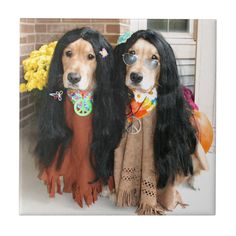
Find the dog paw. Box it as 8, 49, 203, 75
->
100, 185, 111, 197
187, 177, 200, 191
109, 192, 116, 203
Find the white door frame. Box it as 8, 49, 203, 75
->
194, 20, 216, 126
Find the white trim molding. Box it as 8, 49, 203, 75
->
194, 20, 216, 153
195, 20, 216, 125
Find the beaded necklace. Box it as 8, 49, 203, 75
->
126, 88, 157, 134
67, 89, 93, 117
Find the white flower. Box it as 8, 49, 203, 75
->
133, 88, 157, 103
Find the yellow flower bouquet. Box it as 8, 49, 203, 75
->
20, 41, 57, 93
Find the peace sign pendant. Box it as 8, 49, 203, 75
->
126, 116, 141, 134
74, 97, 92, 117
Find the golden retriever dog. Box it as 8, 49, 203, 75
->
113, 30, 213, 214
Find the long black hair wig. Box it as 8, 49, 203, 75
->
114, 29, 197, 188
35, 28, 124, 184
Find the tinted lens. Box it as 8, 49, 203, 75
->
122, 53, 137, 65
145, 59, 159, 69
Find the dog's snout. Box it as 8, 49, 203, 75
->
130, 72, 143, 84
67, 73, 81, 84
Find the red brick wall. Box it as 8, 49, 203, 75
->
20, 18, 130, 128
20, 18, 36, 128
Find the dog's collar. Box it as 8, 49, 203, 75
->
127, 87, 157, 122
67, 89, 93, 117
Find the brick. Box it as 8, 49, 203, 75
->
35, 44, 43, 50
90, 24, 104, 33
20, 97, 28, 108
120, 19, 130, 24
104, 34, 119, 44
20, 66, 24, 81
35, 24, 46, 33
120, 25, 130, 34
20, 36, 27, 44
20, 117, 30, 128
28, 94, 36, 103
36, 34, 62, 44
20, 18, 35, 23
62, 18, 91, 23
20, 92, 29, 99
106, 24, 120, 33
20, 104, 35, 119
36, 18, 61, 23
27, 35, 36, 43
74, 24, 92, 30
91, 19, 120, 23
20, 24, 34, 33
20, 44, 35, 56
47, 24, 65, 33
20, 55, 28, 65
20, 76, 26, 83
48, 24, 92, 34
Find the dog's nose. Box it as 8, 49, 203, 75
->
130, 72, 143, 84
67, 73, 81, 84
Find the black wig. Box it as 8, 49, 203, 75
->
35, 28, 124, 183
114, 29, 197, 188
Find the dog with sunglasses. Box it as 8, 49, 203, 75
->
35, 28, 123, 207
113, 30, 213, 214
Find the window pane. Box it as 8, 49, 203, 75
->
169, 19, 189, 32
147, 19, 168, 32
147, 19, 189, 32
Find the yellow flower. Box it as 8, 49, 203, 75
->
20, 41, 57, 93
20, 83, 27, 93
24, 70, 34, 81
30, 50, 41, 58
26, 80, 37, 91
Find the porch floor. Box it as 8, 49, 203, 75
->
20, 122, 215, 215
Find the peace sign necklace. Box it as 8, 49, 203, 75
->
126, 97, 146, 135
67, 89, 93, 117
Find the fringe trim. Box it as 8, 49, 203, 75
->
116, 189, 139, 207
136, 202, 165, 215
39, 170, 63, 198
72, 183, 102, 208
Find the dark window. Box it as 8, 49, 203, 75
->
147, 19, 189, 32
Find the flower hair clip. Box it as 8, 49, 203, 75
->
49, 90, 63, 101
117, 32, 132, 45
99, 48, 108, 58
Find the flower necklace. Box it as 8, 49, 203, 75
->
67, 89, 93, 117
126, 87, 157, 134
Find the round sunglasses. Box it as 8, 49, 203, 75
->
122, 53, 159, 70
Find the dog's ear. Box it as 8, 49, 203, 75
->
35, 42, 72, 168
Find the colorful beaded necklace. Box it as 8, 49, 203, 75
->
126, 88, 157, 134
127, 88, 157, 122
67, 89, 93, 117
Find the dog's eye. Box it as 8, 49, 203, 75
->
151, 55, 158, 60
65, 50, 72, 57
129, 50, 135, 55
88, 54, 95, 60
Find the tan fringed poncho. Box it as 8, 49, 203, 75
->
114, 107, 185, 214
39, 96, 113, 207
114, 107, 212, 215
